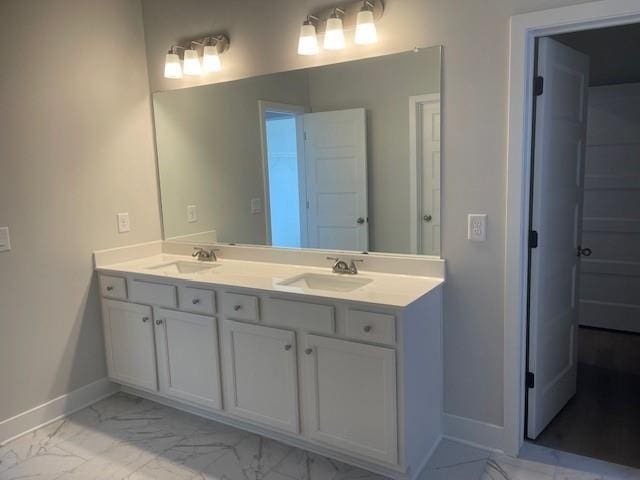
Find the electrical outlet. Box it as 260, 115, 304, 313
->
468, 214, 487, 242
187, 205, 198, 223
251, 198, 262, 214
117, 213, 130, 233
0, 227, 10, 252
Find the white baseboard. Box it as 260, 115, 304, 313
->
442, 413, 504, 452
0, 377, 119, 445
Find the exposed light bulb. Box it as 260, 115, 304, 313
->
164, 51, 182, 79
324, 14, 345, 50
202, 45, 222, 72
355, 9, 377, 45
298, 20, 319, 55
183, 49, 202, 76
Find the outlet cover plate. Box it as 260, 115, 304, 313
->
468, 214, 487, 242
117, 213, 130, 233
0, 227, 10, 252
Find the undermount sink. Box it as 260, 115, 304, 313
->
146, 261, 219, 275
278, 272, 373, 292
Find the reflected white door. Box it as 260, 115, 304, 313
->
527, 37, 589, 439
420, 98, 441, 255
304, 109, 368, 251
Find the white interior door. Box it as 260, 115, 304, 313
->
304, 108, 368, 251
527, 37, 589, 439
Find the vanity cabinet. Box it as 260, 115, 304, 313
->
101, 299, 157, 392
153, 308, 222, 410
303, 334, 398, 464
221, 320, 300, 433
96, 271, 442, 480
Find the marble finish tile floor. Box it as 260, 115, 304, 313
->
1, 392, 639, 480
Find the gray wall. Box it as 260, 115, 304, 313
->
154, 71, 310, 243
307, 49, 440, 253
0, 0, 160, 421
142, 0, 592, 427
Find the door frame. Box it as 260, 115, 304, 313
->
409, 93, 441, 255
504, 0, 640, 457
258, 100, 308, 246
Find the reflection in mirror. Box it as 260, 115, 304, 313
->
154, 46, 441, 255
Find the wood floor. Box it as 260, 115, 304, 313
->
534, 328, 640, 469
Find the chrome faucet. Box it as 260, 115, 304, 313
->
192, 247, 218, 262
327, 257, 363, 275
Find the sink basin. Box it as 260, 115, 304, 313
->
278, 273, 372, 292
147, 261, 219, 275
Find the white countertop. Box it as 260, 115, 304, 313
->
96, 254, 444, 308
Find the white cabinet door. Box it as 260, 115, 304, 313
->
154, 308, 222, 410
303, 334, 397, 465
102, 299, 157, 391
222, 320, 299, 433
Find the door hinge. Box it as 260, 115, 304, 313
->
534, 76, 544, 96
526, 371, 535, 389
529, 230, 538, 249
306, 200, 309, 209
303, 131, 307, 141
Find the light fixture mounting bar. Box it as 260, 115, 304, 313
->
171, 33, 230, 57
311, 0, 383, 34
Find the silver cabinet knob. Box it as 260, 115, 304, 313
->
356, 217, 365, 224
106, 286, 114, 292
304, 348, 313, 355
363, 325, 372, 333
192, 298, 201, 305
423, 214, 432, 222
284, 344, 292, 351
142, 316, 149, 323
155, 319, 163, 325
233, 305, 242, 311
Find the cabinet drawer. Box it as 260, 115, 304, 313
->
99, 275, 127, 300
263, 298, 334, 334
128, 279, 177, 308
221, 292, 259, 321
179, 287, 216, 315
346, 310, 396, 345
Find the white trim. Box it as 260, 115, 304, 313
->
505, 0, 640, 457
442, 413, 504, 452
257, 100, 308, 247
408, 93, 441, 255
0, 378, 118, 445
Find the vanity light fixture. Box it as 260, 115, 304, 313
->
298, 16, 320, 55
163, 34, 230, 79
324, 9, 346, 50
354, 1, 378, 45
297, 0, 383, 56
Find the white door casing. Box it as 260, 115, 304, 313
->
102, 299, 157, 392
304, 108, 368, 251
409, 94, 441, 255
154, 308, 222, 410
527, 37, 589, 439
303, 334, 397, 464
222, 320, 300, 433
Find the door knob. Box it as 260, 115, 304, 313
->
423, 214, 432, 222
577, 246, 592, 257
304, 348, 313, 355
192, 298, 200, 305
156, 319, 163, 325
142, 317, 149, 323
284, 344, 292, 351
356, 217, 365, 224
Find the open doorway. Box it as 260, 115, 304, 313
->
525, 23, 640, 468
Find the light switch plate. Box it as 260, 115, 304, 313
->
117, 213, 130, 233
0, 227, 10, 252
187, 205, 198, 223
251, 198, 262, 214
468, 214, 487, 242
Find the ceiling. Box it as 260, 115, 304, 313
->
554, 22, 640, 86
